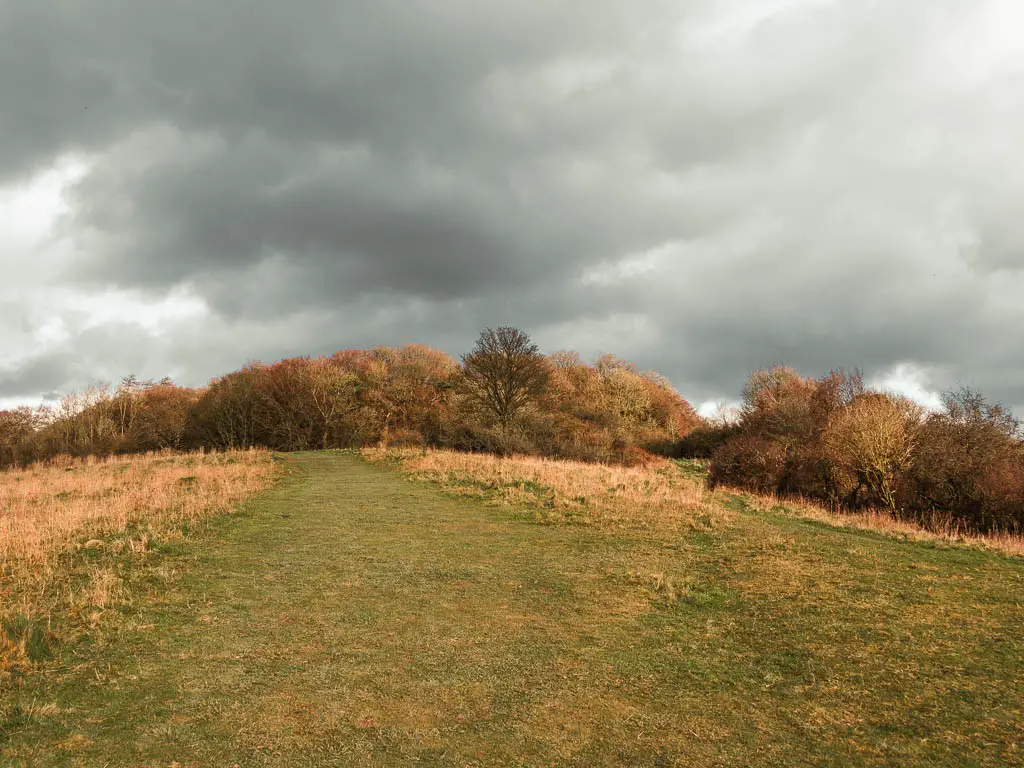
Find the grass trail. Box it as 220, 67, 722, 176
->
3, 452, 1021, 766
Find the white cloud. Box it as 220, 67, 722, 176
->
0, 156, 89, 251
869, 363, 943, 411
697, 399, 743, 423
75, 288, 209, 335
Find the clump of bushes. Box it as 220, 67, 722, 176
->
0, 329, 698, 472
904, 389, 1024, 531
699, 367, 1024, 532
673, 423, 740, 459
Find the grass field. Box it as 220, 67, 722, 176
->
2, 450, 1022, 766
0, 450, 278, 685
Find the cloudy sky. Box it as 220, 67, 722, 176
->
2, 1, 1023, 414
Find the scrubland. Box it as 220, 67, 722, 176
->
1, 449, 1021, 765
4, 332, 1023, 537
2, 329, 1022, 763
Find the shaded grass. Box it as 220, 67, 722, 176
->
2, 451, 1022, 766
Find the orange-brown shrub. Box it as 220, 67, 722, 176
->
528, 352, 696, 461
127, 383, 202, 451
902, 389, 1024, 530
337, 344, 459, 445
709, 435, 787, 493
0, 407, 40, 468
712, 371, 1024, 532
823, 393, 921, 511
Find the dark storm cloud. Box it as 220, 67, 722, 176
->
0, 353, 79, 400
2, 0, 1023, 409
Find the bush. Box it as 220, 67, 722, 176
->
903, 389, 1024, 530
710, 371, 1024, 533
440, 420, 536, 457
824, 394, 920, 511
776, 440, 853, 506
709, 435, 787, 494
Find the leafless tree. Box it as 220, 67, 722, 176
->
461, 327, 548, 431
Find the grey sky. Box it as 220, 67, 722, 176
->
1, 1, 1023, 412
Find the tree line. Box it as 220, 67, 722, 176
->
0, 327, 697, 469
3, 329, 1021, 532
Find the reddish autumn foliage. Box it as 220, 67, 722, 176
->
707, 434, 788, 493
0, 379, 204, 465
901, 388, 1024, 530
6, 334, 1020, 532
706, 368, 1024, 532
0, 331, 698, 470
0, 407, 41, 467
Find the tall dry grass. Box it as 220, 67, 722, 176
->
364, 448, 729, 533
0, 450, 277, 567
741, 491, 1024, 558
1, 450, 278, 679
368, 448, 1024, 558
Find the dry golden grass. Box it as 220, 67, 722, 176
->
0, 450, 277, 567
363, 448, 731, 534
0, 450, 278, 680
368, 448, 1024, 558
742, 491, 1024, 558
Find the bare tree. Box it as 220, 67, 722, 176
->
114, 374, 146, 438
461, 327, 548, 431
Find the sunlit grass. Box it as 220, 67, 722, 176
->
0, 450, 276, 566
363, 448, 728, 533
0, 450, 278, 682
367, 448, 1024, 557
742, 491, 1024, 558
2, 451, 1021, 765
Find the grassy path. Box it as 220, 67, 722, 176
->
3, 452, 1022, 766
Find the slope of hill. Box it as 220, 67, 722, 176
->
3, 451, 1020, 766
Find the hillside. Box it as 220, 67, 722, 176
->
2, 451, 1021, 766
3, 329, 1023, 535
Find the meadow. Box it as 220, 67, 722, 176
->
1, 448, 1021, 766
0, 450, 278, 683
380, 448, 1024, 557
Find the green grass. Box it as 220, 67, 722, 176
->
2, 451, 1022, 766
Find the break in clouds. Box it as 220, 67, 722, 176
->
1, 0, 1023, 412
